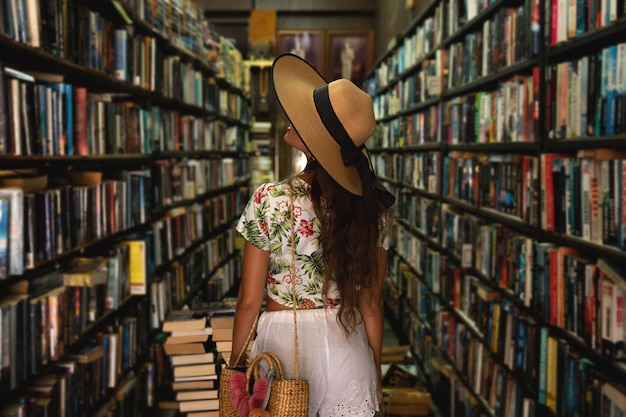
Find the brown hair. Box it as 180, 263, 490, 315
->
298, 160, 388, 335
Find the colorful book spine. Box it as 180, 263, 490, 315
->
114, 29, 128, 82
0, 188, 24, 276
0, 197, 9, 279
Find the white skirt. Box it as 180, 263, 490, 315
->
251, 308, 379, 417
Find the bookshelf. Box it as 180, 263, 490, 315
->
0, 0, 251, 415
368, 0, 626, 415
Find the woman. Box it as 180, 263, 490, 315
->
229, 53, 395, 416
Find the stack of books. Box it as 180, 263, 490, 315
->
159, 313, 219, 417
210, 315, 235, 365
176, 299, 239, 366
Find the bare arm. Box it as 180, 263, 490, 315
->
228, 241, 270, 367
359, 248, 388, 403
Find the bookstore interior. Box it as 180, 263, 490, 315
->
1, 0, 626, 416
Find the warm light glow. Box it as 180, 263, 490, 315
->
294, 150, 308, 173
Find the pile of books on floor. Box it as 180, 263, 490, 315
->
209, 314, 235, 366
159, 312, 219, 417
381, 345, 412, 364
382, 390, 432, 417
381, 362, 431, 416
156, 300, 238, 417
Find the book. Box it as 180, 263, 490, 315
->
158, 401, 179, 410
382, 363, 419, 388
186, 412, 219, 417
68, 344, 104, 364
170, 327, 213, 337
165, 333, 210, 345
384, 390, 432, 416
170, 352, 215, 367
162, 342, 207, 356
174, 374, 218, 382
597, 258, 626, 290
173, 363, 216, 379
62, 257, 108, 286
169, 300, 237, 320
9, 269, 63, 296
209, 315, 234, 329
171, 379, 216, 391
0, 63, 7, 153
209, 327, 231, 342
214, 340, 232, 353
124, 240, 147, 295
602, 382, 626, 413
0, 188, 23, 276
73, 87, 88, 155
162, 314, 207, 333
0, 170, 48, 194
175, 389, 218, 401
179, 398, 219, 412
0, 197, 8, 279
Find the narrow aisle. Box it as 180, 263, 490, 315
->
383, 316, 401, 347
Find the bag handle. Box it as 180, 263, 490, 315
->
245, 351, 286, 410
245, 352, 285, 388
230, 313, 259, 367
289, 185, 300, 380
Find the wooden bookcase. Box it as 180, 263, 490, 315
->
368, 0, 626, 415
0, 0, 251, 415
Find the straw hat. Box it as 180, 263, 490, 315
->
272, 53, 394, 219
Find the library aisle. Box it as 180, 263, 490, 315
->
383, 316, 401, 347
3, 0, 626, 416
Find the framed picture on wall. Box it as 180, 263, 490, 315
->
326, 30, 374, 88
276, 30, 325, 76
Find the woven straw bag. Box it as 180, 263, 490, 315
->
246, 352, 309, 416
219, 187, 309, 416
218, 314, 258, 417
218, 365, 244, 417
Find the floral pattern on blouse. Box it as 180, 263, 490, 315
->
236, 178, 390, 309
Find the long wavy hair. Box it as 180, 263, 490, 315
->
295, 159, 389, 335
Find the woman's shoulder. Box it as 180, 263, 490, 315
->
254, 180, 292, 196
249, 179, 296, 204
256, 177, 310, 194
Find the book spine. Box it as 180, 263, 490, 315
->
538, 327, 548, 405
590, 159, 602, 243
0, 199, 8, 279
0, 189, 24, 276
0, 63, 6, 154
65, 83, 73, 156
581, 159, 592, 239
601, 277, 617, 359
114, 29, 128, 82
612, 283, 625, 363
73, 87, 88, 155
127, 240, 147, 295
620, 160, 626, 249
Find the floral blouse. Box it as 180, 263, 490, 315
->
235, 177, 390, 309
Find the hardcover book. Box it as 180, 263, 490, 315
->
0, 188, 23, 276
178, 398, 219, 412
172, 363, 216, 379
170, 352, 215, 367
171, 379, 215, 391
162, 314, 207, 333
165, 333, 210, 345
381, 363, 419, 388
163, 342, 208, 356
175, 389, 218, 401
0, 197, 8, 279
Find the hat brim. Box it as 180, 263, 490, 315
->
272, 53, 371, 196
